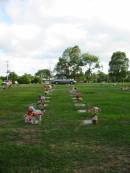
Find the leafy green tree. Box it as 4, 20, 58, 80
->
18, 74, 32, 84
0, 76, 7, 81
55, 45, 82, 79
8, 72, 18, 83
126, 71, 130, 82
81, 53, 99, 82
72, 70, 84, 82
109, 51, 129, 82
69, 46, 82, 79
97, 71, 108, 82
90, 73, 98, 83
55, 57, 69, 79
35, 69, 51, 80
31, 76, 41, 83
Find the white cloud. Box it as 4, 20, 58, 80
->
0, 0, 130, 75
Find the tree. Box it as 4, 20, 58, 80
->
18, 74, 32, 84
35, 69, 51, 80
55, 45, 82, 79
81, 53, 99, 82
109, 51, 129, 82
90, 73, 98, 83
8, 72, 18, 83
69, 46, 82, 79
72, 70, 84, 82
55, 57, 69, 79
126, 71, 130, 82
97, 71, 108, 83
0, 76, 6, 81
31, 76, 41, 83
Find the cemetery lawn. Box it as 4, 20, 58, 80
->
0, 84, 130, 173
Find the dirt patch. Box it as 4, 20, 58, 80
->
16, 139, 43, 145
0, 119, 16, 126
12, 128, 43, 145
0, 120, 10, 125
73, 145, 130, 173
74, 159, 130, 173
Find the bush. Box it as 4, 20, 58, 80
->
18, 74, 32, 84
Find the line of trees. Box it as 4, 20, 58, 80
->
0, 69, 51, 84
54, 45, 100, 82
0, 45, 129, 84
54, 46, 129, 83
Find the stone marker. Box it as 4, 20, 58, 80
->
75, 103, 86, 107
45, 100, 50, 103
82, 119, 92, 125
44, 104, 48, 107
77, 110, 86, 113
46, 97, 50, 99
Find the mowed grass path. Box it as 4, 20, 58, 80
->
0, 84, 130, 173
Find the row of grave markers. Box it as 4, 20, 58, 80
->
69, 86, 101, 125
69, 86, 87, 113
24, 85, 54, 125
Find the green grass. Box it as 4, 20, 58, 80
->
0, 84, 130, 173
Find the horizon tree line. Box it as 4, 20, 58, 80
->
0, 45, 129, 84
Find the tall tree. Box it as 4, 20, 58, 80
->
81, 53, 99, 82
109, 51, 129, 82
55, 45, 82, 79
8, 72, 18, 83
69, 46, 82, 79
35, 69, 52, 80
55, 57, 69, 79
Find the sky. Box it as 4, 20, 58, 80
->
0, 0, 130, 76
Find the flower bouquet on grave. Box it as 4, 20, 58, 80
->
87, 105, 101, 114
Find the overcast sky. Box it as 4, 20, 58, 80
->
0, 0, 130, 75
